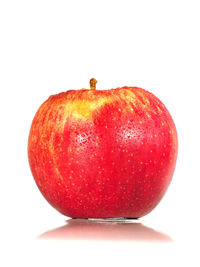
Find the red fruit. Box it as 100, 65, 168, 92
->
28, 79, 178, 218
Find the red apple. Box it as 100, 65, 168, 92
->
28, 79, 178, 218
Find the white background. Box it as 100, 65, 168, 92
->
0, 0, 200, 266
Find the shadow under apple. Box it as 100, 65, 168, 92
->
38, 219, 172, 242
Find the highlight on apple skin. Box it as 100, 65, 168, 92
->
28, 79, 178, 219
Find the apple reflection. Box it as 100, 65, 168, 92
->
38, 219, 172, 242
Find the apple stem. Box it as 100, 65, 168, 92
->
90, 78, 97, 90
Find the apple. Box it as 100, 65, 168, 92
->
28, 78, 178, 219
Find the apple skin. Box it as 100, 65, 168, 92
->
28, 86, 178, 218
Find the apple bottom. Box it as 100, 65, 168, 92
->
35, 170, 169, 219
41, 188, 166, 219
